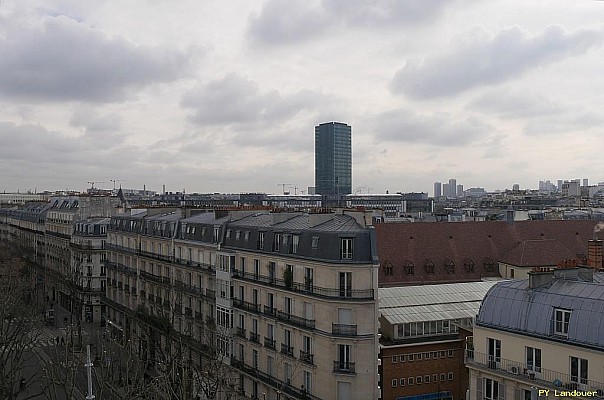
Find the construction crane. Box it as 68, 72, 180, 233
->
87, 181, 105, 190
277, 183, 294, 195
110, 179, 125, 190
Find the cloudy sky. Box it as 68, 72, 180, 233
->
1, 0, 603, 195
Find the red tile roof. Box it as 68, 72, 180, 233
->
375, 220, 601, 287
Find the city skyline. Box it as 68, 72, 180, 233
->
1, 1, 604, 195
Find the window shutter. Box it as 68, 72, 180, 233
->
498, 383, 506, 400
476, 377, 483, 399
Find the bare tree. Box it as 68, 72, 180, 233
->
0, 243, 45, 400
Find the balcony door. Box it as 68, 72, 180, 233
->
487, 338, 501, 369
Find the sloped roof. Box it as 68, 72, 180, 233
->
379, 281, 498, 325
500, 239, 578, 267
477, 278, 604, 350
376, 220, 601, 287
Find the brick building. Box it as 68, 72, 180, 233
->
379, 282, 499, 400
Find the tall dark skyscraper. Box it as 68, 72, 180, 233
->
315, 122, 352, 197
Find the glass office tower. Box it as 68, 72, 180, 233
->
315, 122, 352, 196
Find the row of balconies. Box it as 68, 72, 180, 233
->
233, 270, 374, 301
107, 243, 216, 275
232, 299, 316, 330
230, 358, 321, 400
466, 350, 604, 391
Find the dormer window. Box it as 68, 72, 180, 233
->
404, 261, 414, 275
444, 259, 455, 274
554, 308, 571, 336
424, 260, 435, 274
258, 232, 265, 250
311, 236, 319, 250
341, 238, 353, 260
384, 262, 393, 276
273, 234, 281, 251
464, 258, 475, 273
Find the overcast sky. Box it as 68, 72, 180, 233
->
1, 0, 603, 195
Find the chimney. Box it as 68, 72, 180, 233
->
506, 206, 514, 224
528, 269, 554, 289
587, 239, 603, 269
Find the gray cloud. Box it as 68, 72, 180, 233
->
392, 25, 603, 99
248, 0, 457, 46
369, 108, 499, 147
0, 15, 194, 103
0, 121, 137, 186
181, 73, 331, 127
468, 89, 604, 136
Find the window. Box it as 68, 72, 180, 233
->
213, 227, 220, 243
341, 238, 353, 259
417, 353, 422, 360
399, 355, 405, 362
448, 350, 454, 357
258, 232, 265, 249
337, 344, 352, 370
244, 231, 250, 242
304, 267, 314, 291
391, 379, 397, 388
425, 375, 430, 383
433, 374, 437, 382
487, 338, 501, 366
570, 356, 588, 384
253, 259, 260, 279
339, 272, 352, 297
226, 229, 231, 239
408, 377, 414, 385
399, 378, 405, 386
267, 355, 274, 376
273, 233, 281, 251
440, 373, 445, 381
416, 376, 422, 384
408, 354, 414, 361
447, 372, 453, 380
484, 378, 500, 400
292, 234, 300, 254
526, 347, 542, 373
303, 370, 312, 395
252, 349, 258, 369
392, 356, 397, 364
554, 309, 571, 335
311, 236, 319, 249
235, 230, 241, 240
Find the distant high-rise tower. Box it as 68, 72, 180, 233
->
315, 122, 352, 196
433, 182, 442, 198
448, 179, 457, 198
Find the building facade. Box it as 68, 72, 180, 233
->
105, 209, 380, 400
466, 268, 604, 399
315, 122, 352, 198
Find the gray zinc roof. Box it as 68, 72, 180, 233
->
477, 279, 604, 350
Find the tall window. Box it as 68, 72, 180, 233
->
253, 259, 260, 279
526, 347, 541, 373
337, 344, 351, 369
304, 268, 314, 292
291, 234, 300, 254
570, 356, 588, 384
258, 232, 265, 250
487, 338, 501, 366
484, 378, 499, 400
554, 309, 571, 335
339, 272, 352, 297
341, 238, 353, 259
252, 349, 258, 369
273, 233, 281, 251
303, 371, 312, 395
